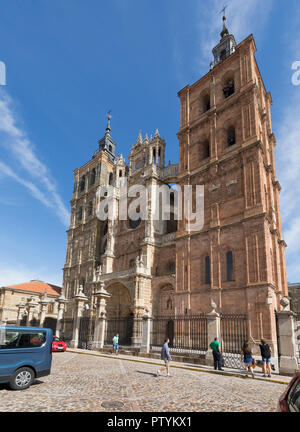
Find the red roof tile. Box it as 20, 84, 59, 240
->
5, 281, 62, 296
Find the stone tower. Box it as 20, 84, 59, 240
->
62, 115, 116, 319
176, 15, 288, 350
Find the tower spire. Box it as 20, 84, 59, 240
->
220, 5, 229, 39
106, 110, 112, 133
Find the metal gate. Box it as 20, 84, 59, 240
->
105, 316, 134, 345
220, 313, 248, 369
78, 316, 94, 350
151, 314, 208, 354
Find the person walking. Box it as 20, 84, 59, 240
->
209, 337, 224, 371
241, 341, 255, 378
112, 333, 119, 355
157, 338, 172, 377
250, 336, 272, 377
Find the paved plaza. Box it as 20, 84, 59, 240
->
0, 351, 290, 412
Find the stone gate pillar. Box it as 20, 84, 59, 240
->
205, 303, 221, 366
140, 310, 152, 353
277, 302, 299, 375
39, 294, 49, 328
55, 295, 68, 338
92, 282, 111, 350
16, 301, 26, 325
70, 286, 88, 348
26, 297, 39, 326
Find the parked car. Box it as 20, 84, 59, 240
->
278, 372, 300, 412
52, 336, 67, 352
0, 325, 53, 390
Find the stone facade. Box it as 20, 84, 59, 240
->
62, 21, 288, 357
0, 281, 62, 330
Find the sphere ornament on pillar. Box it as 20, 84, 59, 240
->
210, 300, 217, 314
280, 297, 290, 311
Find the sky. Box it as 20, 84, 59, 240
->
0, 0, 300, 286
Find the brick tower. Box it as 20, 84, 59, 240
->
176, 15, 288, 353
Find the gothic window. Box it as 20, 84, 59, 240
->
129, 217, 141, 229
202, 140, 210, 159
153, 148, 156, 164
226, 251, 234, 281
109, 145, 112, 152
79, 176, 85, 192
169, 262, 176, 273
77, 207, 83, 222
166, 212, 177, 234
227, 126, 236, 146
108, 173, 114, 185
129, 259, 135, 268
205, 256, 211, 284
119, 170, 122, 177
203, 94, 211, 112
90, 169, 96, 187
220, 49, 227, 62
223, 78, 235, 98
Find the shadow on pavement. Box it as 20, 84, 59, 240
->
136, 370, 157, 377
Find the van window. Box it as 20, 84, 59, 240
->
0, 330, 46, 349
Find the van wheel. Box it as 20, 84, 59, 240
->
9, 367, 34, 390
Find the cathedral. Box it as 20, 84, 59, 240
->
61, 16, 288, 355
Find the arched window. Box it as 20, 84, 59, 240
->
129, 259, 135, 268
88, 201, 93, 216
223, 78, 235, 98
205, 256, 211, 284
227, 126, 236, 146
108, 173, 114, 185
226, 251, 234, 281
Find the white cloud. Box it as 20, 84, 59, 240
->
0, 89, 70, 226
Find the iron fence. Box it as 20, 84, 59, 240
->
105, 316, 135, 345
151, 314, 208, 354
220, 313, 248, 369
78, 316, 95, 350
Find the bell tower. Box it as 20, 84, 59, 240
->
176, 15, 288, 354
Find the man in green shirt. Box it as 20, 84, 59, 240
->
210, 338, 224, 371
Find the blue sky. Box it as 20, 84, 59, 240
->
0, 0, 300, 286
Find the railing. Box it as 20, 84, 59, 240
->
151, 314, 207, 355
220, 313, 248, 369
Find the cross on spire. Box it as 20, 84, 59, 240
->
220, 4, 228, 17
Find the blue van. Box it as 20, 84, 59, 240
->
0, 325, 53, 390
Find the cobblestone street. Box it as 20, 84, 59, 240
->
0, 351, 289, 412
